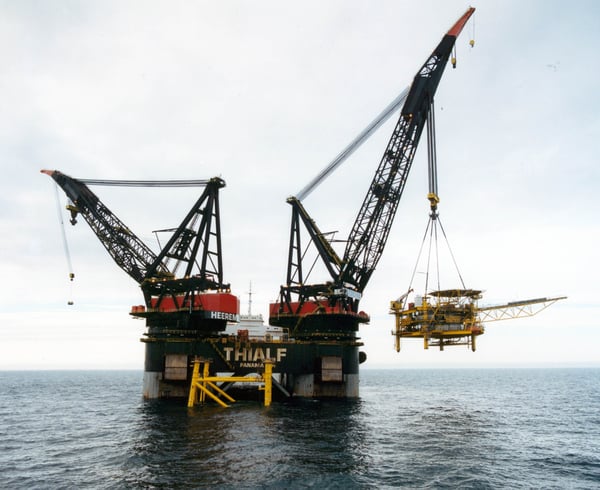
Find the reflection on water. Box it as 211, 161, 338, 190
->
2, 370, 597, 489
125, 398, 369, 488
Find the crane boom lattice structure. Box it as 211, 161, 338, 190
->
42, 169, 238, 337
270, 8, 475, 343
41, 170, 165, 284
478, 297, 567, 323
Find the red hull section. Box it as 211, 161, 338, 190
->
269, 300, 358, 318
269, 300, 369, 321
131, 292, 239, 320
269, 300, 370, 335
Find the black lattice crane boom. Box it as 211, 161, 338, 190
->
41, 170, 167, 284
341, 7, 474, 292
42, 169, 238, 335
142, 176, 228, 291
269, 8, 475, 339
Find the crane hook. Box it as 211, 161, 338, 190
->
469, 12, 475, 48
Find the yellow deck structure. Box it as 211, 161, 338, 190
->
391, 289, 566, 351
187, 358, 275, 408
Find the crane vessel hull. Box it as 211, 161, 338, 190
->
141, 333, 364, 399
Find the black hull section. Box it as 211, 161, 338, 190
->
270, 313, 367, 340
141, 335, 364, 399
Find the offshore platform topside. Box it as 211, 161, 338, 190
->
44, 8, 477, 400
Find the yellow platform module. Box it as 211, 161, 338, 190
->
187, 358, 274, 408
391, 289, 566, 352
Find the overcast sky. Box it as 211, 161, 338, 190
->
1, 0, 598, 370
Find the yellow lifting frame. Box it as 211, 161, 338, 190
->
187, 358, 274, 408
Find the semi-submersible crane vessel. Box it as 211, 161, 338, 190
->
45, 8, 476, 400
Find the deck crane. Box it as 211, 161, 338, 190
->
41, 170, 239, 336
269, 8, 476, 342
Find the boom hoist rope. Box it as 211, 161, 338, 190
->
295, 86, 410, 201
53, 184, 75, 305
78, 179, 213, 187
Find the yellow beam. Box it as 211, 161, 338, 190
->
201, 375, 261, 383
188, 358, 276, 408
194, 383, 231, 408
264, 360, 274, 407
205, 380, 236, 403
187, 358, 201, 408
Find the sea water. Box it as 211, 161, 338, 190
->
0, 368, 598, 489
